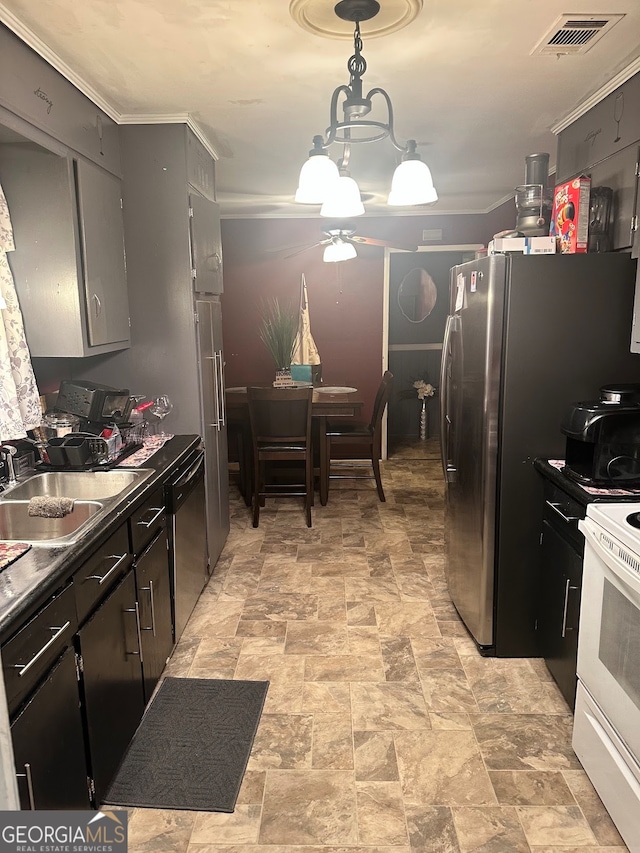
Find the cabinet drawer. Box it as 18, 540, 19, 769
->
74, 524, 133, 624
2, 584, 77, 717
129, 487, 166, 556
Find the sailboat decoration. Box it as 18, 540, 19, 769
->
290, 274, 321, 383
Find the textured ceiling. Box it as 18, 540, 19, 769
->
1, 0, 639, 218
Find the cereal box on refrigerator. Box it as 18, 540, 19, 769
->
550, 176, 591, 253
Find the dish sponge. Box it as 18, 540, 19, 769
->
28, 496, 75, 518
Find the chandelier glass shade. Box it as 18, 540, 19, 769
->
294, 0, 436, 216
320, 173, 364, 218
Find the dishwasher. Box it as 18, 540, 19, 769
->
166, 448, 208, 643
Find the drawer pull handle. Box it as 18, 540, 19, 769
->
124, 603, 144, 663
546, 501, 580, 524
13, 622, 71, 678
86, 553, 129, 585
136, 507, 164, 529
16, 763, 35, 810
561, 579, 580, 638
140, 579, 157, 637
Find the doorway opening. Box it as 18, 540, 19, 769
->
383, 246, 481, 460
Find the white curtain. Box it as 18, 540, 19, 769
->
0, 180, 41, 441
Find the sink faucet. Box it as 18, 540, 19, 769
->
0, 445, 18, 485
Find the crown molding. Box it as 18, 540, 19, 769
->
0, 2, 120, 121
118, 113, 219, 160
551, 54, 640, 134
0, 3, 219, 160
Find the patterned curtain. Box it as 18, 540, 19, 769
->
0, 180, 41, 441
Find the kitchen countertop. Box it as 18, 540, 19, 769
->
534, 457, 640, 507
0, 434, 200, 644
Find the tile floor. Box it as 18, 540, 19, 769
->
126, 439, 629, 852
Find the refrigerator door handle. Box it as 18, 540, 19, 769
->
206, 355, 221, 428
216, 350, 226, 427
440, 314, 458, 482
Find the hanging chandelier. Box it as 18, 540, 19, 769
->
295, 0, 437, 215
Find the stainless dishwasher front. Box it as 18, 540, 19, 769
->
166, 448, 208, 642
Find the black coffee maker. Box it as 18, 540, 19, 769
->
562, 384, 640, 486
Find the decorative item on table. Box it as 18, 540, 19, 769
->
257, 297, 298, 386
290, 274, 321, 385
414, 380, 437, 441
550, 176, 591, 253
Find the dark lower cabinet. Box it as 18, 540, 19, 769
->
77, 569, 145, 804
11, 647, 90, 809
135, 527, 174, 703
537, 509, 583, 711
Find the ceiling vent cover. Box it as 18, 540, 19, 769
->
531, 14, 624, 56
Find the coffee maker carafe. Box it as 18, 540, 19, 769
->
561, 384, 640, 486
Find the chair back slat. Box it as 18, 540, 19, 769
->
369, 370, 394, 432
247, 387, 313, 444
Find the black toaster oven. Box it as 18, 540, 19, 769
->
55, 380, 132, 424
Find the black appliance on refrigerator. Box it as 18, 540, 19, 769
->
439, 252, 639, 656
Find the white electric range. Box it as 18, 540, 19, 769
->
575, 501, 640, 852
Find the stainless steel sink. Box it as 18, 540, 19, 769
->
0, 468, 156, 545
0, 500, 103, 544
4, 469, 155, 501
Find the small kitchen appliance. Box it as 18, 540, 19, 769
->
514, 152, 553, 237
55, 380, 133, 426
561, 384, 640, 486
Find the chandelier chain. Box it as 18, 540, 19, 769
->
347, 21, 366, 83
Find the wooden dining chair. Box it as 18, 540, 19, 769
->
322, 371, 393, 502
247, 386, 314, 527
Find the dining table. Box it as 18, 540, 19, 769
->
225, 384, 364, 506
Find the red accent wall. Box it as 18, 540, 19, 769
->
221, 209, 513, 414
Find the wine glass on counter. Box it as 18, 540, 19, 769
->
149, 395, 173, 436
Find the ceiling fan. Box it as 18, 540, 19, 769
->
271, 223, 417, 263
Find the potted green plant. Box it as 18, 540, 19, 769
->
258, 298, 298, 377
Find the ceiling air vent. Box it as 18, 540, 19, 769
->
531, 14, 624, 56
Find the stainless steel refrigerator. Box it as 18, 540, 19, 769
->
439, 252, 639, 656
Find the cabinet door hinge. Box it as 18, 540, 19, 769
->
632, 214, 638, 232
635, 160, 640, 178
191, 268, 197, 280
87, 777, 95, 801
75, 652, 84, 680
188, 207, 194, 218
539, 532, 544, 545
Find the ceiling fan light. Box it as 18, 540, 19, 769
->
323, 239, 357, 262
320, 175, 365, 218
295, 153, 340, 204
388, 159, 438, 206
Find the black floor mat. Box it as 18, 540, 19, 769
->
104, 677, 269, 812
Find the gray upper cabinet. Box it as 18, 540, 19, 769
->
586, 144, 640, 251
76, 158, 130, 346
0, 136, 130, 357
190, 193, 223, 294
556, 72, 640, 183
556, 72, 640, 252
0, 24, 120, 176
186, 132, 216, 201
